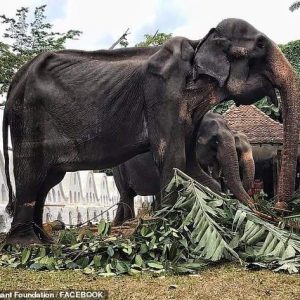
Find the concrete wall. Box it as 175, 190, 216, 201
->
0, 169, 152, 232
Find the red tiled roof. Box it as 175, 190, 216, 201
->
223, 105, 283, 144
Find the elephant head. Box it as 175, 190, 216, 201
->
196, 112, 254, 205
193, 18, 300, 209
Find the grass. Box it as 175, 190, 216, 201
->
0, 263, 300, 299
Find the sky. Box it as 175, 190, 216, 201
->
0, 0, 300, 50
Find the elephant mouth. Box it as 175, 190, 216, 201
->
229, 73, 278, 108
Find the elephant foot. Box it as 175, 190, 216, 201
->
33, 223, 54, 244
274, 201, 288, 214
5, 223, 42, 245
113, 213, 134, 226
113, 202, 135, 226
112, 218, 123, 227
112, 215, 126, 226
113, 204, 125, 226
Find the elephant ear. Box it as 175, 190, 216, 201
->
147, 37, 194, 79
193, 28, 230, 87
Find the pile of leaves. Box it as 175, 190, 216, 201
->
2, 169, 300, 276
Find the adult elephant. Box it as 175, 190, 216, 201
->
3, 18, 299, 244
113, 112, 255, 225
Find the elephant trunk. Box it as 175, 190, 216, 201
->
267, 44, 300, 209
239, 149, 255, 193
217, 132, 254, 205
229, 46, 248, 58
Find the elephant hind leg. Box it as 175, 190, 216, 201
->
5, 223, 42, 245
152, 193, 162, 211
113, 191, 135, 226
5, 164, 48, 245
33, 171, 66, 244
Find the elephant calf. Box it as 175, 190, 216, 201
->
113, 112, 255, 225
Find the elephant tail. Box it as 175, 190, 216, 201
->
3, 55, 33, 217
3, 105, 15, 217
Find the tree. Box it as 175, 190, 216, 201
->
290, 1, 300, 11
0, 5, 81, 96
279, 40, 300, 75
109, 28, 130, 49
136, 31, 172, 47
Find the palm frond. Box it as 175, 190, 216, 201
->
161, 169, 300, 273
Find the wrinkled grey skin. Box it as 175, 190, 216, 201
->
3, 18, 299, 244
113, 112, 254, 225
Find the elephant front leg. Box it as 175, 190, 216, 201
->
152, 134, 186, 206
146, 96, 188, 206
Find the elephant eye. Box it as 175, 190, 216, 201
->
256, 36, 265, 49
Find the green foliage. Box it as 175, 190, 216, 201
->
136, 31, 172, 47
212, 101, 234, 115
0, 42, 31, 97
280, 40, 300, 76
119, 39, 129, 48
255, 97, 281, 121
98, 169, 113, 176
3, 170, 300, 275
0, 5, 81, 96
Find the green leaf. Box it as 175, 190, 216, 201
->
139, 244, 148, 254
140, 226, 149, 237
75, 257, 89, 268
134, 255, 143, 267
69, 242, 83, 250
115, 261, 130, 274
107, 246, 114, 257
128, 268, 141, 275
147, 262, 164, 270
97, 219, 106, 235
21, 248, 31, 265
93, 255, 102, 268
105, 263, 112, 274
38, 247, 46, 258
122, 244, 132, 255
83, 267, 94, 274
30, 263, 45, 270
